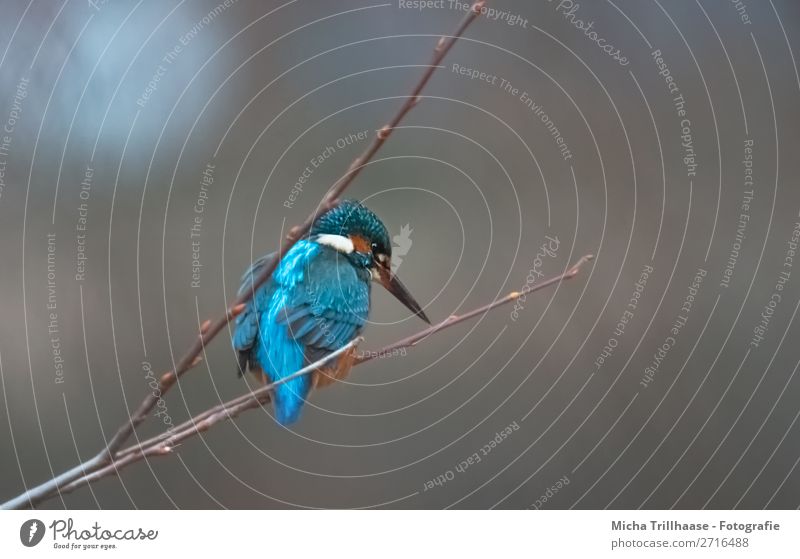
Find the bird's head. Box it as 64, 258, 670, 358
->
310, 199, 430, 323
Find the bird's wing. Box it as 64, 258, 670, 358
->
278, 246, 370, 365
232, 252, 277, 373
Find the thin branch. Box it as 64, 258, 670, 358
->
50, 254, 593, 498
0, 3, 488, 510
59, 339, 364, 495
254, 0, 489, 282
356, 254, 595, 365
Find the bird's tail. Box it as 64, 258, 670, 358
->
254, 324, 311, 425
236, 351, 249, 378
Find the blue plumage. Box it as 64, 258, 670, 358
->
233, 200, 428, 425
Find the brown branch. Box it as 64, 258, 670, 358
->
355, 254, 595, 365
0, 3, 488, 510
263, 0, 489, 270
59, 338, 364, 495
53, 254, 593, 498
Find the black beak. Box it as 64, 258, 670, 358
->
377, 263, 430, 324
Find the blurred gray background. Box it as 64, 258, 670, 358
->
1, 0, 799, 509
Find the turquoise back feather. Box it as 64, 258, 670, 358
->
234, 240, 370, 424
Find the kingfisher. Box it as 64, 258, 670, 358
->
233, 199, 430, 425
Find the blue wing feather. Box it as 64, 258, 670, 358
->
233, 241, 370, 424
279, 248, 369, 353
233, 252, 276, 373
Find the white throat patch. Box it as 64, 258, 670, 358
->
315, 234, 354, 254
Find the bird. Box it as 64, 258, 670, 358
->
233, 199, 430, 425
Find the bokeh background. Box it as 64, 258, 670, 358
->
1, 0, 799, 509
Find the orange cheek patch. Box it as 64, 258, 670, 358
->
350, 234, 371, 253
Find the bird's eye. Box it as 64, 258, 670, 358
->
371, 242, 378, 253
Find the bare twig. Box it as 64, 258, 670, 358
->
53, 254, 593, 498
59, 339, 364, 495
356, 254, 595, 365
1, 3, 488, 510
252, 0, 489, 284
